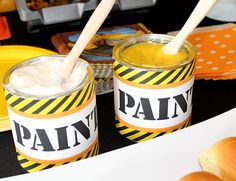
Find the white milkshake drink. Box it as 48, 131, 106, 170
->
7, 56, 88, 97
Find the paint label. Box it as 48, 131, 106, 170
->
114, 74, 194, 130
8, 95, 97, 162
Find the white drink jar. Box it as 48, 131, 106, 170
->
3, 55, 98, 172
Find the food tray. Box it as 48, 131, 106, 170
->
15, 0, 158, 25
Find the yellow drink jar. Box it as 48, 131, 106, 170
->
113, 34, 196, 142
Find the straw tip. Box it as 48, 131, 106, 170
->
162, 44, 179, 55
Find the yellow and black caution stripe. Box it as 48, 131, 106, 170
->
96, 78, 113, 94
4, 80, 95, 117
137, 23, 153, 34
91, 63, 113, 79
113, 60, 195, 86
16, 140, 99, 173
115, 116, 191, 142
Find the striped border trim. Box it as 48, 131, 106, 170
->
137, 23, 153, 34
113, 60, 195, 87
4, 80, 95, 116
115, 116, 191, 142
16, 140, 99, 173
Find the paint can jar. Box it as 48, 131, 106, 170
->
2, 55, 98, 172
113, 34, 196, 142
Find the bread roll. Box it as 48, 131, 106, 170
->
199, 137, 236, 181
179, 171, 222, 181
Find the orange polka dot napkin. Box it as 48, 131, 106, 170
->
168, 23, 236, 80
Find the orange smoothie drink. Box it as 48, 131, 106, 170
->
113, 34, 196, 142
